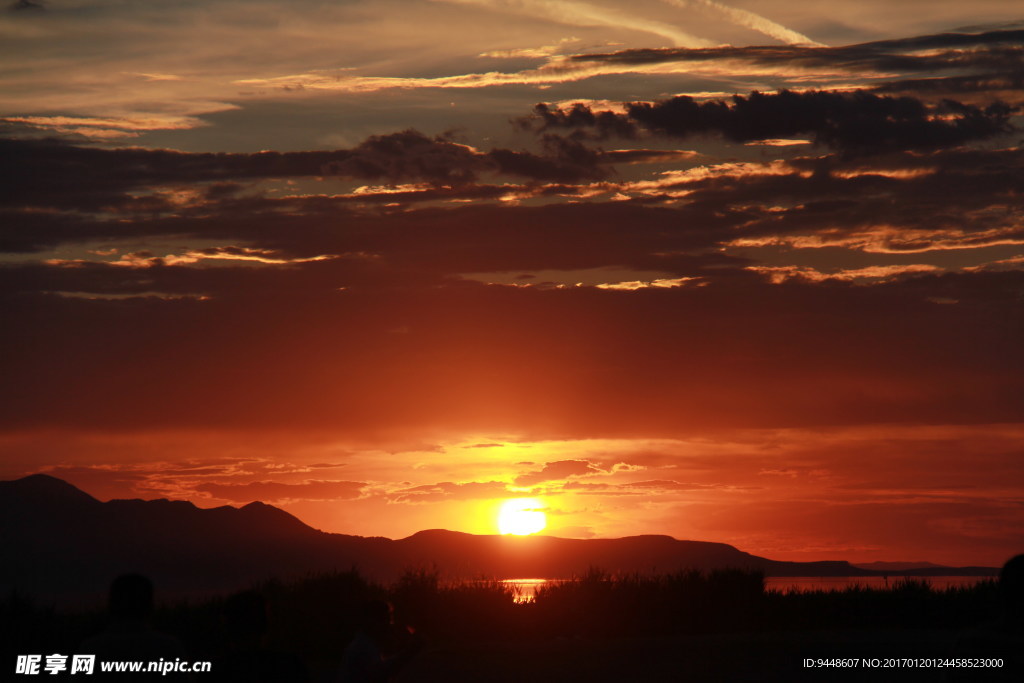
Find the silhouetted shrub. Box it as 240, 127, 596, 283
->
1, 570, 1003, 681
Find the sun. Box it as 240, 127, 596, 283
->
497, 498, 546, 535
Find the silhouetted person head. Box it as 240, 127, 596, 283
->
340, 600, 421, 682
83, 574, 191, 679
109, 573, 154, 620
358, 600, 393, 637
224, 590, 269, 642
216, 590, 310, 682
999, 554, 1024, 627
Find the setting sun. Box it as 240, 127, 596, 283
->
497, 498, 546, 535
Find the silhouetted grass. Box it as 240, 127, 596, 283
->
762, 576, 1001, 631
530, 568, 767, 637
0, 570, 1003, 680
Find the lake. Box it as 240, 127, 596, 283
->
764, 575, 994, 593
501, 575, 995, 601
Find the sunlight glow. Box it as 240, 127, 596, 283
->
497, 498, 546, 535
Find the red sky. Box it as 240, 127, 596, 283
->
1, 0, 1022, 568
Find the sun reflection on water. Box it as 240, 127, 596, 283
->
502, 578, 549, 603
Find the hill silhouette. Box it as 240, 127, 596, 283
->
0, 475, 997, 603
852, 561, 946, 571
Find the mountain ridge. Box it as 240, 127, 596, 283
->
0, 475, 998, 604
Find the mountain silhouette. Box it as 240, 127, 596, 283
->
853, 561, 947, 571
0, 475, 997, 604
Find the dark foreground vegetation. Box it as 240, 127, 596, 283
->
3, 569, 1019, 682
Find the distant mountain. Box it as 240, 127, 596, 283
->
853, 561, 946, 571
0, 475, 998, 604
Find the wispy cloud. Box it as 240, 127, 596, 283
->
195, 479, 366, 503
747, 263, 943, 284
479, 36, 581, 58
2, 113, 212, 140
236, 26, 1022, 97
434, 0, 712, 47
661, 0, 824, 47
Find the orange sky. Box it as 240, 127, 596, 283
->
1, 1, 1022, 568
3, 423, 1021, 567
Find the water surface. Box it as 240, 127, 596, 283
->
500, 575, 993, 601
764, 575, 993, 593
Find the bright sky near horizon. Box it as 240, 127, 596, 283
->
1, 0, 1022, 567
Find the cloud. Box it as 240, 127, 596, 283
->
194, 479, 366, 503
435, 0, 712, 47
0, 19, 1021, 458
5, 422, 1023, 565
389, 480, 511, 502
965, 254, 1024, 273
660, 0, 824, 47
569, 27, 1024, 76
325, 130, 488, 184
3, 133, 1022, 291
2, 114, 207, 140
515, 459, 604, 485
626, 479, 713, 490
595, 276, 698, 290
5, 267, 1021, 438
8, 0, 44, 13
871, 72, 1024, 104
0, 132, 616, 216
748, 263, 943, 284
479, 37, 580, 59
235, 26, 1024, 96
17, 455, 356, 502
47, 246, 338, 269
528, 90, 1016, 155
560, 478, 744, 494
550, 524, 596, 538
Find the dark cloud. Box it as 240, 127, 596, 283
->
517, 104, 637, 140
0, 130, 614, 215
324, 129, 486, 184
529, 90, 1016, 155
0, 198, 751, 278
568, 27, 1024, 77
9, 0, 44, 12
870, 72, 1024, 101
1, 142, 1020, 302
513, 27, 1023, 153
0, 137, 353, 212
600, 149, 701, 164
0, 140, 1020, 304
0, 21, 1021, 449
489, 134, 607, 182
